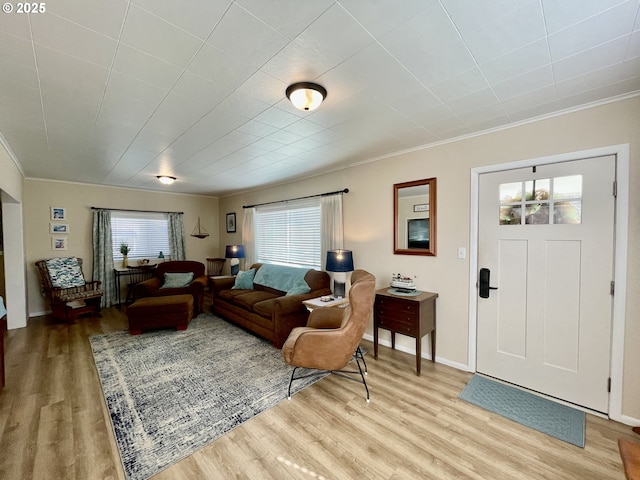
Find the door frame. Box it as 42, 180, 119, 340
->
467, 144, 629, 421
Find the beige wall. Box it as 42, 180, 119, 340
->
24, 180, 221, 315
219, 96, 640, 420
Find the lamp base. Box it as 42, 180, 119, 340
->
333, 280, 346, 298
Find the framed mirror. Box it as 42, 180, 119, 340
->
394, 178, 437, 256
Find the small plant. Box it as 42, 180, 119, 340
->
120, 243, 130, 256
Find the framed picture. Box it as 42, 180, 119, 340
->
407, 218, 429, 249
226, 213, 236, 233
413, 203, 429, 212
51, 237, 68, 250
51, 207, 66, 220
50, 223, 69, 234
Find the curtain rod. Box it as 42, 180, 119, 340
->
243, 188, 349, 209
91, 207, 184, 214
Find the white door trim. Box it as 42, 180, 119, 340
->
468, 144, 629, 421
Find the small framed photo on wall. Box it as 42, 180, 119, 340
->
50, 223, 69, 234
226, 213, 236, 233
51, 207, 66, 220
52, 237, 67, 250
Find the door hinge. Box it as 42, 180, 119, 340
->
610, 281, 615, 295
613, 181, 617, 197
608, 377, 611, 393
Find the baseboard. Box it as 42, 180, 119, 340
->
362, 333, 473, 373
29, 309, 51, 318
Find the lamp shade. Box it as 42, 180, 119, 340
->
286, 82, 327, 111
225, 245, 245, 259
326, 250, 354, 272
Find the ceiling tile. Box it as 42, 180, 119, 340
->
541, 0, 632, 34
430, 68, 491, 103
0, 32, 36, 67
47, 0, 128, 39
339, 0, 434, 38
30, 12, 117, 68
548, 1, 638, 61
0, 10, 31, 40
450, 0, 546, 64
206, 4, 288, 69
111, 44, 184, 91
480, 39, 551, 84
120, 4, 202, 68
380, 3, 477, 86
236, 0, 332, 39
492, 65, 555, 101
553, 35, 629, 82
188, 43, 256, 88
132, 0, 229, 40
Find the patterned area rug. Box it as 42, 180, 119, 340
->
459, 375, 586, 447
90, 313, 325, 480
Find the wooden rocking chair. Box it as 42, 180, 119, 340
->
35, 257, 103, 322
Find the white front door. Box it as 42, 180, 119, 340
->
477, 155, 615, 413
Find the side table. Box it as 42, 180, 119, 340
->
373, 288, 438, 375
302, 296, 349, 311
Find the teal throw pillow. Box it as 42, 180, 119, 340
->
233, 269, 255, 290
161, 272, 194, 289
286, 277, 311, 296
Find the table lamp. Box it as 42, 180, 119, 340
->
225, 245, 245, 275
326, 249, 354, 298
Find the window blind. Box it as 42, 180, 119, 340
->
254, 198, 321, 269
111, 210, 171, 260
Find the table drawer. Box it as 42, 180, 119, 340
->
376, 314, 418, 336
375, 296, 419, 314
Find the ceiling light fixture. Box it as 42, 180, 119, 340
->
157, 175, 176, 185
286, 82, 327, 111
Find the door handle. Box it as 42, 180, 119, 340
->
479, 268, 498, 298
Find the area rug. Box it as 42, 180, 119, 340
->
459, 375, 586, 448
89, 313, 325, 480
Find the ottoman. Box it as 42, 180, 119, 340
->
127, 294, 194, 335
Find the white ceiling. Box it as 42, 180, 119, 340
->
1, 0, 639, 197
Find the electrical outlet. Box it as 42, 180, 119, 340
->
457, 247, 466, 259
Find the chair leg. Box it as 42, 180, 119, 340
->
355, 346, 367, 375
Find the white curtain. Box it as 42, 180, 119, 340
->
242, 208, 256, 267
320, 194, 344, 270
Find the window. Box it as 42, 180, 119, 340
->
111, 211, 170, 260
499, 175, 582, 225
254, 198, 321, 269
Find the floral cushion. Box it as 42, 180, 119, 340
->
45, 257, 86, 289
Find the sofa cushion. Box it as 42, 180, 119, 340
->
253, 264, 310, 295
161, 272, 194, 288
232, 268, 255, 290
233, 290, 279, 312
286, 277, 311, 296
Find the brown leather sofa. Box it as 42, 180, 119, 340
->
210, 263, 331, 348
133, 260, 208, 314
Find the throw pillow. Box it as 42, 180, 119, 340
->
286, 277, 311, 296
232, 269, 255, 290
161, 272, 194, 289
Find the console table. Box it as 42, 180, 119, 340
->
373, 288, 438, 375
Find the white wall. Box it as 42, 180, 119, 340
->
219, 96, 640, 420
0, 136, 27, 329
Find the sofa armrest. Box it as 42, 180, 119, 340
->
273, 288, 332, 316
133, 277, 161, 298
210, 276, 236, 298
190, 275, 208, 292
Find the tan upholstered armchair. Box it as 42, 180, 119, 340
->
283, 269, 376, 402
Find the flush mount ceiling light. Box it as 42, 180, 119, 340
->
157, 175, 176, 185
286, 82, 327, 111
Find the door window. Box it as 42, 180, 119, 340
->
499, 175, 582, 225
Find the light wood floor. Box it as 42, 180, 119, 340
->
0, 303, 636, 480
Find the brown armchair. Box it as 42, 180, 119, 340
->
35, 257, 103, 322
283, 269, 376, 402
133, 261, 208, 314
